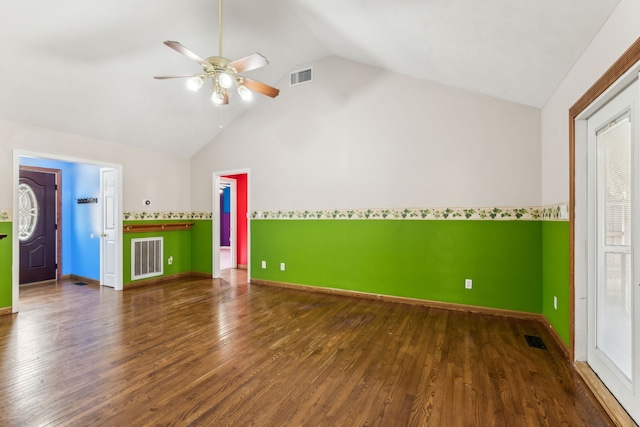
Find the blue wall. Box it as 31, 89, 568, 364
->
19, 157, 101, 280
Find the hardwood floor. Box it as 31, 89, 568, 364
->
0, 271, 613, 426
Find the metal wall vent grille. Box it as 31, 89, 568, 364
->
131, 237, 163, 280
290, 68, 313, 86
524, 335, 547, 350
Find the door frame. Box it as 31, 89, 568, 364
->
584, 79, 638, 398
212, 169, 250, 279
12, 150, 124, 312
570, 40, 640, 426
18, 166, 62, 282
571, 39, 640, 361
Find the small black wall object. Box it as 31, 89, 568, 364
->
77, 197, 98, 204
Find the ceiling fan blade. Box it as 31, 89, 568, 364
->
154, 74, 202, 80
229, 53, 269, 73
163, 41, 209, 67
241, 77, 280, 98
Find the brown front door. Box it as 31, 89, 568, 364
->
19, 169, 57, 284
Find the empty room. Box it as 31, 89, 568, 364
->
1, 0, 639, 425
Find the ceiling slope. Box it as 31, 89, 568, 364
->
0, 0, 621, 157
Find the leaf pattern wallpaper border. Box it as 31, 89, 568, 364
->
0, 205, 570, 223
250, 205, 568, 221
122, 211, 212, 221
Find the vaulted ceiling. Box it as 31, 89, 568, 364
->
0, 0, 621, 158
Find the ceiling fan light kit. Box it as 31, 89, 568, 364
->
187, 76, 205, 91
237, 84, 252, 101
154, 0, 279, 106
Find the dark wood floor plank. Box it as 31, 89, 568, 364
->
0, 272, 614, 426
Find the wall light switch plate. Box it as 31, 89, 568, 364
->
465, 279, 473, 289
261, 261, 266, 269
280, 263, 285, 271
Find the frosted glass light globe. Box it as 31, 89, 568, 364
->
218, 73, 233, 89
187, 76, 204, 91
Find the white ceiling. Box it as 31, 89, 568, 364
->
0, 0, 621, 158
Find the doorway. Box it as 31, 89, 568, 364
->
582, 76, 640, 423
12, 151, 124, 312
213, 170, 249, 278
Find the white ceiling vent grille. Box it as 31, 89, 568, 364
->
290, 67, 313, 86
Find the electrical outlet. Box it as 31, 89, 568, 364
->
554, 296, 558, 310
280, 263, 286, 271
261, 260, 266, 269
168, 256, 173, 265
465, 279, 473, 289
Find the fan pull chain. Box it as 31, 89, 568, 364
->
218, 0, 223, 57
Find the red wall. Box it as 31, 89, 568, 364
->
224, 174, 248, 266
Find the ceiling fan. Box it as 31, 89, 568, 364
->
154, 0, 279, 105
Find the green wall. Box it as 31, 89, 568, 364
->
0, 219, 211, 300
0, 223, 11, 309
122, 220, 213, 285
251, 220, 543, 313
190, 220, 212, 275
123, 221, 192, 285
2, 216, 567, 341
542, 221, 570, 345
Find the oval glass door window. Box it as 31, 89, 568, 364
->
18, 182, 39, 241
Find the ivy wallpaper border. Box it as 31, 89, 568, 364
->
250, 204, 570, 221
1, 205, 569, 223
123, 211, 212, 221
0, 209, 11, 222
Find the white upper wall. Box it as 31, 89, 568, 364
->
0, 120, 191, 213
541, 0, 640, 206
191, 56, 541, 212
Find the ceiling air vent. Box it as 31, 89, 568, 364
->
290, 67, 313, 86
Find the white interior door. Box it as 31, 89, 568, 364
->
587, 77, 640, 423
100, 168, 119, 289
